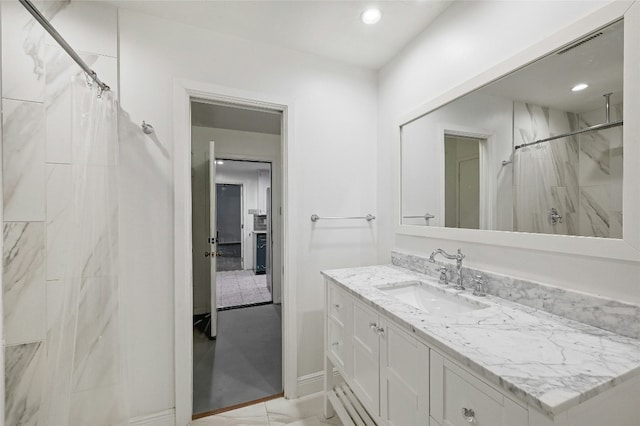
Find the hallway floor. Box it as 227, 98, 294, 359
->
217, 269, 271, 309
192, 392, 342, 426
193, 303, 282, 415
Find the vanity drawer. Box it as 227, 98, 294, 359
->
431, 351, 527, 426
328, 284, 349, 325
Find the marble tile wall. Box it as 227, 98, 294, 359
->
391, 250, 640, 340
513, 101, 623, 238
1, 2, 119, 425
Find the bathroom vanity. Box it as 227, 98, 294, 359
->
322, 260, 640, 426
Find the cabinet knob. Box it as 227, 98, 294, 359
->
334, 304, 340, 309
375, 326, 385, 337
369, 322, 377, 329
461, 407, 476, 423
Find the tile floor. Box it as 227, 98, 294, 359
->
217, 270, 271, 309
192, 392, 342, 426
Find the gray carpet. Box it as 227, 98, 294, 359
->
193, 303, 282, 415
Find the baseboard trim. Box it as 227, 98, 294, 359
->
297, 370, 341, 397
130, 408, 175, 426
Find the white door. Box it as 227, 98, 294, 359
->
209, 141, 218, 338
266, 186, 272, 295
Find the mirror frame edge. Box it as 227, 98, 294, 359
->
393, 0, 640, 263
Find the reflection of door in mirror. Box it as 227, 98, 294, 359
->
444, 135, 481, 229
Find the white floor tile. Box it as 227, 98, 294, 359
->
194, 393, 342, 426
266, 393, 341, 426
217, 270, 270, 309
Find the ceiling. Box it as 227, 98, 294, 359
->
192, 101, 282, 134
102, 0, 453, 69
481, 20, 623, 114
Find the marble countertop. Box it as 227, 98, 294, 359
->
321, 265, 640, 417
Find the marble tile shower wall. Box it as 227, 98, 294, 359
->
1, 2, 118, 425
513, 101, 623, 238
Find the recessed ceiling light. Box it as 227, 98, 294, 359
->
571, 83, 589, 92
361, 8, 381, 25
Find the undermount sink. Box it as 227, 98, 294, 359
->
379, 281, 488, 315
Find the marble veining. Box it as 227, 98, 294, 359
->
5, 342, 45, 426
391, 250, 640, 340
322, 263, 640, 417
2, 99, 46, 221
513, 101, 622, 238
3, 222, 46, 345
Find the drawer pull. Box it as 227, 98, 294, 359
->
332, 341, 340, 347
461, 407, 476, 423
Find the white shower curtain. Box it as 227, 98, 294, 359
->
42, 76, 129, 425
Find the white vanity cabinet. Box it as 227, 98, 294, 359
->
324, 268, 640, 426
325, 280, 430, 426
430, 351, 527, 426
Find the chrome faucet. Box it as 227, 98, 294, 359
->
429, 248, 466, 290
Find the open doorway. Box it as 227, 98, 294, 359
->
190, 100, 284, 418
215, 160, 273, 310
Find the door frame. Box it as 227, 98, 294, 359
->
173, 78, 297, 425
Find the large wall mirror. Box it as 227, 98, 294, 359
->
401, 19, 623, 238
396, 1, 640, 261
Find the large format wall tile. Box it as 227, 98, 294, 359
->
47, 1, 118, 58
46, 164, 72, 280
1, 2, 45, 102
3, 222, 46, 345
580, 185, 610, 238
2, 99, 46, 221
5, 342, 44, 426
73, 276, 119, 392
45, 46, 118, 164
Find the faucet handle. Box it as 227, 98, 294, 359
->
472, 275, 486, 297
437, 266, 449, 285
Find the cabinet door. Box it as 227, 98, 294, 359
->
326, 283, 353, 378
351, 301, 380, 416
328, 317, 347, 372
380, 319, 430, 426
431, 351, 527, 426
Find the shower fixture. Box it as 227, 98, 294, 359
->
142, 121, 154, 134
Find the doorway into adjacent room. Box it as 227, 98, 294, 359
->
215, 160, 273, 310
190, 100, 283, 418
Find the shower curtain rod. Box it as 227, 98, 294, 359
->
19, 0, 110, 92
514, 119, 623, 150
515, 92, 622, 150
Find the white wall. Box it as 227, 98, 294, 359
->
401, 92, 512, 229
118, 7, 378, 417
378, 0, 640, 304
